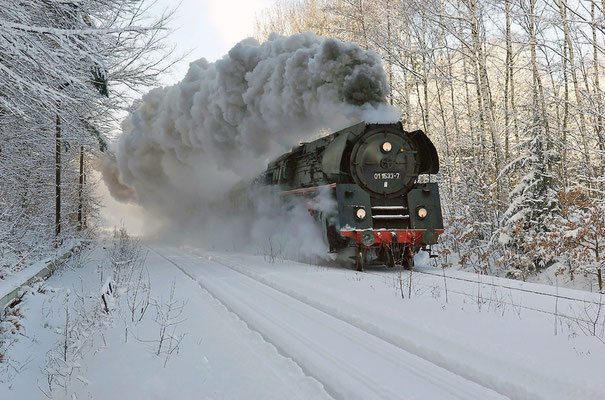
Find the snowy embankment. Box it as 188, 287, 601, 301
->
0, 242, 79, 312
1, 241, 604, 399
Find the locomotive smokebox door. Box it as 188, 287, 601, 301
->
407, 182, 444, 233
336, 184, 372, 230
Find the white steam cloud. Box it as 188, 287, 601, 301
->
102, 32, 399, 249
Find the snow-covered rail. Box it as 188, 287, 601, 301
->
151, 246, 505, 400
411, 266, 604, 305
361, 266, 604, 326
0, 242, 80, 314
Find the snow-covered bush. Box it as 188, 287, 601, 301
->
109, 226, 145, 286
149, 280, 186, 367
43, 288, 107, 396
545, 191, 605, 293
41, 230, 159, 396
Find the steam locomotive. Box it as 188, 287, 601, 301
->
257, 121, 443, 271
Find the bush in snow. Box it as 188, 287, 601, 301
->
109, 226, 145, 287
545, 191, 605, 293
42, 230, 154, 396
42, 284, 113, 396
150, 280, 186, 367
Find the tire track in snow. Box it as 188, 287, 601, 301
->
148, 246, 337, 400
154, 246, 506, 400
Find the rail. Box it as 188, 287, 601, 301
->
0, 242, 80, 315
411, 266, 604, 305
361, 266, 605, 327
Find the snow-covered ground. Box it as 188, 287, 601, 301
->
1, 241, 604, 399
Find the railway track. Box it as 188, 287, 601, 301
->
150, 245, 506, 400
360, 266, 604, 326
294, 255, 604, 325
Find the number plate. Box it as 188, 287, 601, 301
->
373, 172, 400, 180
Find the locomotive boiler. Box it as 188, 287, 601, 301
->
257, 121, 443, 271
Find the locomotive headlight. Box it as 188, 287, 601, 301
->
355, 207, 367, 220
417, 207, 428, 219
360, 231, 375, 246
381, 141, 392, 153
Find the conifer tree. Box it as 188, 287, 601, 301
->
498, 129, 560, 278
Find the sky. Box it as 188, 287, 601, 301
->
99, 0, 274, 234
155, 0, 274, 85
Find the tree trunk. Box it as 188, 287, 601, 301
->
421, 3, 430, 133
357, 0, 369, 49
529, 0, 550, 140
558, 0, 591, 182
596, 241, 602, 292
386, 0, 393, 106
468, 0, 501, 201
55, 112, 61, 242
562, 37, 570, 190
462, 47, 476, 159
545, 53, 563, 179
591, 1, 604, 195
446, 44, 460, 143
78, 145, 84, 230
504, 0, 515, 160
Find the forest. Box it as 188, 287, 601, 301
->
0, 0, 175, 273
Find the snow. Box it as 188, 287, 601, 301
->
1, 245, 330, 399
0, 241, 78, 312
530, 261, 601, 293
2, 241, 605, 399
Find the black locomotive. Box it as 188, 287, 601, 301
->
257, 121, 443, 270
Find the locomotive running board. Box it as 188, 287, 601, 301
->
279, 183, 336, 196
